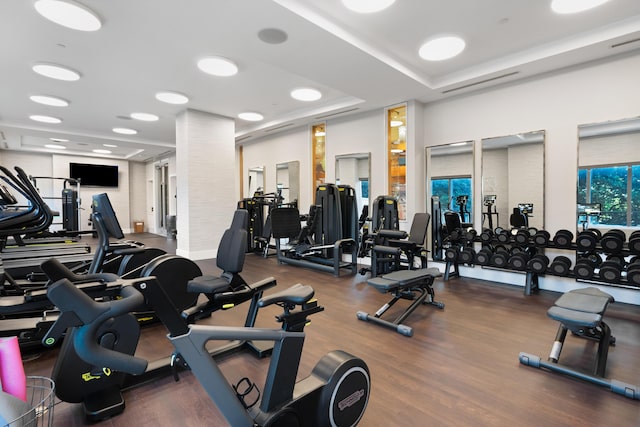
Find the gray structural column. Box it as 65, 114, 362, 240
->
175, 109, 236, 260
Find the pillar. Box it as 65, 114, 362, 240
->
175, 109, 236, 260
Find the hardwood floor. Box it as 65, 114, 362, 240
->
21, 234, 640, 426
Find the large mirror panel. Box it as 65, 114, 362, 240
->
336, 152, 370, 218
248, 166, 265, 196
481, 130, 545, 231
276, 160, 300, 206
426, 141, 474, 257
578, 117, 640, 230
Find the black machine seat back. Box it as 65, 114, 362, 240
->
510, 207, 527, 228
371, 195, 399, 232
407, 213, 430, 246
444, 211, 462, 233
216, 211, 249, 274
270, 207, 302, 240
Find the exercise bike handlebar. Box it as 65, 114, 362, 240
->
46, 278, 148, 375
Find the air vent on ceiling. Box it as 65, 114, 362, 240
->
265, 123, 294, 132
235, 135, 253, 142
442, 72, 520, 94
314, 108, 359, 120
0, 131, 6, 141
611, 37, 640, 49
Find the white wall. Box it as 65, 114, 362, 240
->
0, 150, 140, 234
422, 52, 640, 303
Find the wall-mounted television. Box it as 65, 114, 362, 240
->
69, 163, 119, 187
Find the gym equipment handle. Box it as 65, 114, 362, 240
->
46, 279, 148, 375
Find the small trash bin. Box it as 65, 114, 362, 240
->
166, 215, 177, 240
133, 221, 144, 233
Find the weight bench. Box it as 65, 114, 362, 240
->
357, 267, 444, 337
519, 287, 640, 399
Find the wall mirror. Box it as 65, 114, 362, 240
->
481, 130, 545, 231
426, 141, 474, 257
248, 166, 265, 196
577, 117, 640, 231
276, 160, 300, 205
335, 152, 370, 217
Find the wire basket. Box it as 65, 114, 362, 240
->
3, 376, 55, 427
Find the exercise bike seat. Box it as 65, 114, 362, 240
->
258, 284, 314, 308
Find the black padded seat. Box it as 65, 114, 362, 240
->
258, 283, 314, 307
187, 275, 233, 294
367, 267, 441, 293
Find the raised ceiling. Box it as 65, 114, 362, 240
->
1, 0, 639, 162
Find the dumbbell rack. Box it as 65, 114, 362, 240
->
441, 227, 640, 296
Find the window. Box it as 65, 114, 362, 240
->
578, 164, 640, 226
431, 176, 472, 223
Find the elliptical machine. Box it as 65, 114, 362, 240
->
44, 276, 371, 426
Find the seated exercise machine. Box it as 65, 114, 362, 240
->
41, 208, 279, 421
357, 267, 444, 337
270, 184, 358, 277
519, 287, 639, 399
368, 213, 430, 277
358, 195, 400, 275
44, 274, 371, 426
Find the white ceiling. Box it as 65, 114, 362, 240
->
1, 0, 639, 162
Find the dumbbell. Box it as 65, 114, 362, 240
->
475, 246, 493, 266
495, 227, 511, 244
552, 230, 574, 248
527, 254, 549, 274
464, 229, 478, 243
626, 259, 640, 286
628, 230, 640, 255
458, 246, 476, 265
549, 255, 572, 276
598, 254, 626, 283
533, 230, 551, 246
600, 229, 626, 253
490, 246, 509, 268
574, 254, 601, 280
508, 251, 530, 271
480, 229, 493, 243
514, 228, 531, 245
576, 229, 601, 252
444, 247, 459, 263
448, 228, 463, 242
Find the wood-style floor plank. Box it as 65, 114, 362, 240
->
21, 234, 640, 426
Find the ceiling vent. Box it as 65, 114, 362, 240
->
265, 123, 294, 132
611, 37, 640, 49
442, 72, 520, 94
314, 108, 359, 120
235, 135, 253, 142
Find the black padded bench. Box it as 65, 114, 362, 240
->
520, 287, 640, 400
357, 267, 444, 337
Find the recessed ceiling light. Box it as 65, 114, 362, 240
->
390, 120, 403, 127
291, 88, 322, 102
130, 112, 159, 121
342, 0, 395, 13
390, 148, 405, 154
155, 91, 189, 105
112, 127, 137, 135
50, 137, 68, 142
197, 56, 239, 77
45, 144, 66, 149
103, 144, 118, 147
419, 36, 466, 61
30, 95, 69, 107
32, 63, 81, 81
551, 0, 609, 14
238, 112, 264, 121
30, 115, 62, 124
93, 149, 111, 154
34, 0, 102, 31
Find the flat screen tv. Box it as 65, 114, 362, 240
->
69, 163, 119, 187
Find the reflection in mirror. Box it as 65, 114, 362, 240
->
248, 166, 265, 196
276, 160, 300, 205
426, 141, 474, 257
336, 153, 370, 219
578, 117, 640, 230
481, 130, 544, 231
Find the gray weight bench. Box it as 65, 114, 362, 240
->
357, 267, 444, 337
520, 287, 640, 399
